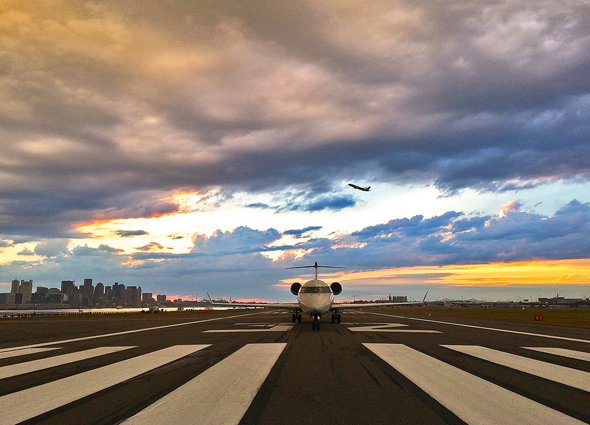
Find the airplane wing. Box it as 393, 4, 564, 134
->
333, 292, 428, 309
332, 301, 425, 308
208, 301, 300, 309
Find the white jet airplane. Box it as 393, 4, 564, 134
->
209, 262, 427, 330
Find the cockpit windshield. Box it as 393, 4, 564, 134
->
299, 286, 331, 294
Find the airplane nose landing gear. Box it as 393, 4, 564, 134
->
312, 315, 320, 330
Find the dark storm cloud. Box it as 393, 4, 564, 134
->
1, 1, 590, 238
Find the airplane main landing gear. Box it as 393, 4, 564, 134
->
331, 311, 342, 323
292, 312, 302, 323
312, 315, 320, 330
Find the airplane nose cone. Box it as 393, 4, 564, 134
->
299, 293, 332, 313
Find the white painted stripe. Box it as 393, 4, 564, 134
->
443, 345, 590, 392
204, 325, 292, 333
0, 345, 209, 424
351, 329, 441, 333
123, 343, 286, 425
0, 346, 135, 380
348, 323, 440, 333
0, 347, 60, 360
0, 311, 261, 353
364, 343, 584, 425
524, 347, 590, 362
367, 311, 590, 344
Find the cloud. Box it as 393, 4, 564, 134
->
191, 226, 282, 256
34, 240, 70, 258
136, 242, 166, 252
0, 240, 14, 248
283, 226, 322, 237
1, 199, 590, 299
245, 203, 271, 209
115, 230, 149, 237
1, 2, 589, 239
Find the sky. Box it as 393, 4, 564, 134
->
1, 0, 590, 302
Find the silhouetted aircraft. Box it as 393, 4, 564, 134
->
348, 183, 370, 191
209, 262, 427, 330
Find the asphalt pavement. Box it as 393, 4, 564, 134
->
0, 309, 589, 424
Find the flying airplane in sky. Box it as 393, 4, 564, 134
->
209, 262, 427, 330
348, 183, 370, 191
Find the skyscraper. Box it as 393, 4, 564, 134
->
19, 280, 32, 304
61, 280, 75, 296
112, 282, 125, 304
82, 278, 94, 306
94, 282, 105, 305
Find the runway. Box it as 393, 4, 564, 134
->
0, 309, 589, 424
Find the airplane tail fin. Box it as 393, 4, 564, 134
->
422, 291, 429, 303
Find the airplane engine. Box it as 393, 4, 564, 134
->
290, 282, 302, 295
330, 282, 342, 295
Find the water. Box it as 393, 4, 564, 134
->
0, 306, 229, 317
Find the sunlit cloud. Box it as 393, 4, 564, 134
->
322, 259, 590, 288
1, 1, 590, 299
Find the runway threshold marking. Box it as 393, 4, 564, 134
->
123, 343, 286, 425
0, 346, 135, 380
367, 312, 590, 344
348, 323, 441, 333
364, 343, 585, 425
0, 345, 209, 424
443, 345, 590, 392
0, 347, 61, 360
0, 311, 262, 353
523, 347, 590, 362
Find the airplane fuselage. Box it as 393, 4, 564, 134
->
297, 279, 334, 314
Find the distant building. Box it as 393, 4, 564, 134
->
122, 285, 142, 307
104, 285, 113, 302
47, 293, 65, 303
32, 286, 49, 304
61, 280, 76, 303
94, 282, 105, 305
6, 279, 19, 304
156, 294, 167, 303
82, 278, 94, 306
142, 293, 154, 303
112, 282, 125, 304
387, 295, 408, 302
19, 280, 33, 304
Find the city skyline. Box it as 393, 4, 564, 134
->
1, 1, 590, 301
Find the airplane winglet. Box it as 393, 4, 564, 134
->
422, 291, 429, 303
207, 292, 213, 303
